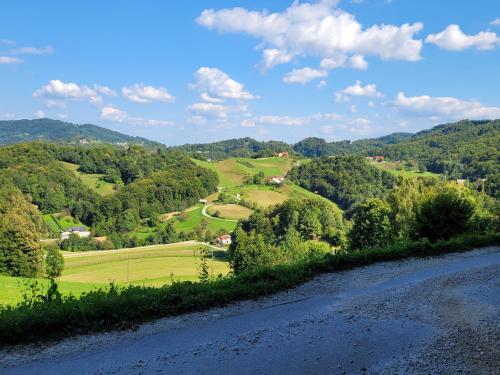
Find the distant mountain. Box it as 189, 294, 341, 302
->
0, 118, 163, 148
168, 137, 293, 160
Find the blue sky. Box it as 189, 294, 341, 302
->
1, 0, 499, 145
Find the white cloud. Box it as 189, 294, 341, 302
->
283, 67, 327, 84
33, 80, 102, 105
192, 67, 256, 101
335, 80, 383, 101
257, 115, 311, 126
10, 46, 54, 55
320, 54, 368, 70
490, 18, 500, 27
425, 24, 500, 51
101, 106, 173, 126
34, 110, 45, 118
317, 80, 327, 89
122, 83, 174, 103
0, 56, 22, 64
200, 93, 223, 103
188, 102, 228, 120
94, 85, 117, 97
197, 1, 423, 70
262, 49, 294, 70
394, 92, 500, 119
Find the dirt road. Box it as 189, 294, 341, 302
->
1, 247, 499, 375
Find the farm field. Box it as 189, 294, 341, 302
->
61, 161, 117, 195
207, 204, 253, 220
0, 242, 229, 306
172, 205, 238, 233
193, 157, 301, 188
369, 160, 440, 179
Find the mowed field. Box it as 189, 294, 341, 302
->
42, 212, 89, 232
369, 160, 440, 179
61, 161, 117, 195
193, 157, 298, 188
207, 204, 253, 220
0, 242, 230, 306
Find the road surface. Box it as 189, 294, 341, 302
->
1, 247, 499, 375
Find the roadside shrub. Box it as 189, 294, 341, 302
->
414, 184, 476, 241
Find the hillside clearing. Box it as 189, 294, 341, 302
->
61, 161, 117, 195
206, 204, 253, 220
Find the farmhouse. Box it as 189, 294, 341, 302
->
276, 151, 289, 158
61, 226, 91, 240
268, 176, 285, 185
215, 234, 232, 246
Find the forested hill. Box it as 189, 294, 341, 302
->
0, 119, 163, 148
293, 133, 413, 158
168, 137, 293, 160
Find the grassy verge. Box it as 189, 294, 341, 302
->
0, 233, 498, 346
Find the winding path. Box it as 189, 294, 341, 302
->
2, 247, 499, 374
201, 204, 238, 222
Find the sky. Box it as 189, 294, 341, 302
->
1, 0, 500, 145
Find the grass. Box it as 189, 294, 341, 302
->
42, 212, 89, 232
172, 205, 237, 234
193, 157, 300, 189
207, 204, 253, 220
0, 275, 103, 307
61, 161, 117, 195
369, 160, 440, 179
1, 232, 497, 345
0, 243, 230, 306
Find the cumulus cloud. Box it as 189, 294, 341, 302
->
192, 67, 256, 101
425, 24, 500, 51
122, 83, 175, 103
0, 56, 22, 64
257, 115, 311, 126
100, 106, 173, 126
491, 18, 500, 27
243, 111, 342, 127
283, 67, 327, 84
187, 102, 228, 120
197, 1, 423, 70
335, 80, 383, 101
33, 80, 102, 105
394, 92, 500, 119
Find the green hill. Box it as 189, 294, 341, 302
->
0, 118, 163, 148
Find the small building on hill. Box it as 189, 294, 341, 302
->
276, 151, 289, 158
61, 226, 91, 240
215, 234, 232, 246
268, 176, 285, 185
199, 199, 208, 204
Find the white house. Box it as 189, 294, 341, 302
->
268, 176, 285, 185
215, 234, 232, 246
61, 226, 91, 240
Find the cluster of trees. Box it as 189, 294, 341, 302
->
288, 156, 397, 213
229, 199, 345, 273
0, 142, 219, 257
0, 185, 45, 277
229, 178, 498, 274
348, 179, 497, 250
169, 137, 293, 161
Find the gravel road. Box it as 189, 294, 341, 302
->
1, 246, 499, 375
